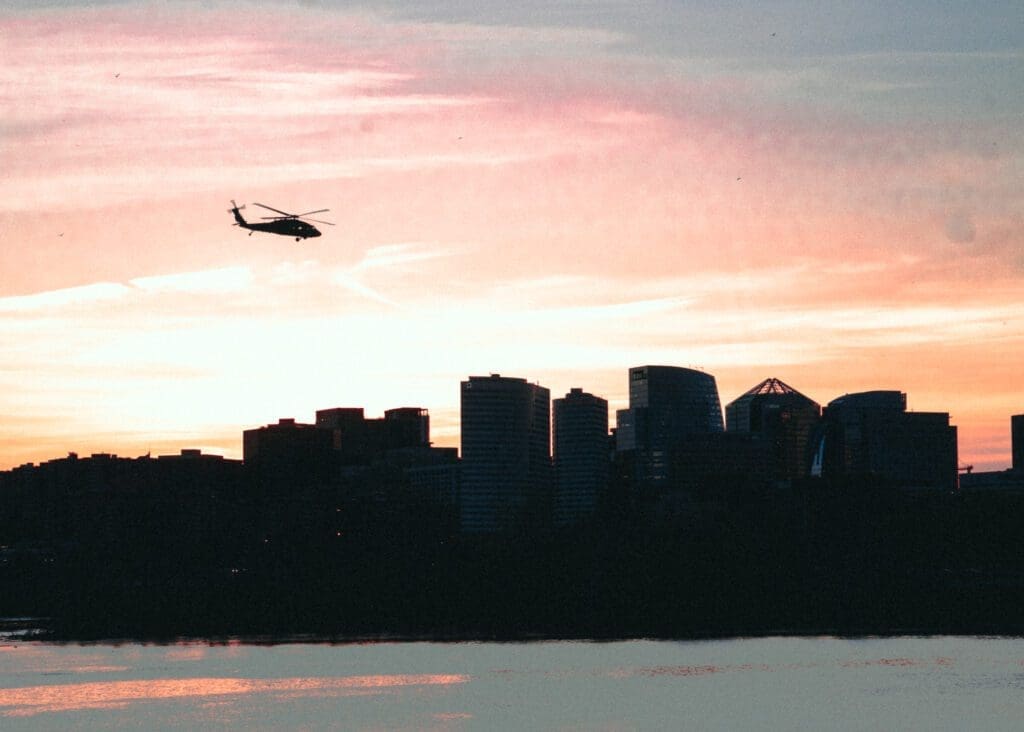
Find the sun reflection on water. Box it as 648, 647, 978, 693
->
0, 674, 470, 718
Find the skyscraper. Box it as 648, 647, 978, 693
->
615, 365, 724, 488
459, 374, 551, 533
553, 388, 609, 527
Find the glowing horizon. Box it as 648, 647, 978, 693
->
1, 1, 1021, 471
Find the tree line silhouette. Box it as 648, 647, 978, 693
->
3, 448, 1024, 640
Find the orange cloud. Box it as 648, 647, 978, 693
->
0, 3, 1021, 472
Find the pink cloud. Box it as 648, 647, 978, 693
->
0, 3, 1021, 470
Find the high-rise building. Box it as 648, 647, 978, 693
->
725, 377, 821, 482
1013, 414, 1024, 472
615, 365, 724, 488
810, 391, 958, 491
553, 388, 609, 527
460, 374, 551, 533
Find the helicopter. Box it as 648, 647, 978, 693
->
229, 200, 334, 241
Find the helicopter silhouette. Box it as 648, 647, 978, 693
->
229, 200, 334, 241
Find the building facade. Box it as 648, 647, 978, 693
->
553, 388, 609, 527
242, 418, 335, 488
316, 406, 431, 464
460, 374, 551, 533
383, 407, 430, 450
725, 377, 821, 483
810, 391, 958, 491
615, 365, 724, 489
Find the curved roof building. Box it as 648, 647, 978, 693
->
616, 365, 723, 488
810, 390, 957, 491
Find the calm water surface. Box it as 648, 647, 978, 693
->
2, 636, 1024, 729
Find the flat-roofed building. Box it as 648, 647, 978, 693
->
460, 374, 550, 533
243, 418, 334, 488
553, 388, 609, 527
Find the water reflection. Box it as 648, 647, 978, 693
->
0, 674, 469, 718
3, 639, 1024, 730
164, 646, 208, 662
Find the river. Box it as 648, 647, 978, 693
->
2, 636, 1024, 729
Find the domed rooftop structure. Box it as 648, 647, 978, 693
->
725, 378, 821, 482
741, 377, 802, 397
726, 378, 819, 433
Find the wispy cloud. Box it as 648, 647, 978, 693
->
0, 283, 129, 313
354, 243, 454, 271
130, 267, 253, 294
332, 272, 398, 306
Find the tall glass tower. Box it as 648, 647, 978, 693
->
553, 388, 609, 527
460, 374, 551, 533
615, 365, 724, 487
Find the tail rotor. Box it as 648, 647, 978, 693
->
229, 200, 248, 226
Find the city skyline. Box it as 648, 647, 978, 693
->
4, 365, 1020, 478
1, 364, 1021, 473
2, 1, 1022, 471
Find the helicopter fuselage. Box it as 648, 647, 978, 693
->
240, 219, 321, 239
230, 203, 322, 240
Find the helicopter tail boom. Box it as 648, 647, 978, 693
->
229, 200, 248, 226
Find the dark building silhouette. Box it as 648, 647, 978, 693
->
615, 365, 724, 489
407, 454, 460, 506
960, 468, 1024, 494
460, 374, 551, 533
672, 432, 772, 501
154, 449, 242, 494
553, 388, 609, 527
383, 407, 430, 450
19, 380, 1024, 639
316, 407, 430, 465
0, 450, 244, 573
1013, 414, 1024, 472
810, 391, 958, 491
725, 377, 821, 484
967, 414, 1024, 493
242, 418, 334, 487
316, 408, 374, 460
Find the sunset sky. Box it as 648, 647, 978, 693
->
1, 1, 1022, 470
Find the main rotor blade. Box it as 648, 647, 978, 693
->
294, 209, 330, 218
253, 202, 294, 217
259, 214, 334, 225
